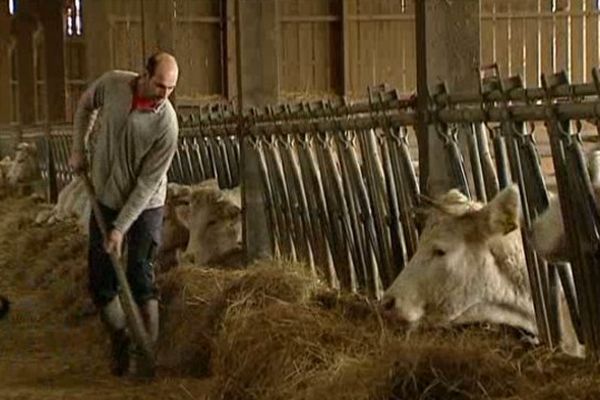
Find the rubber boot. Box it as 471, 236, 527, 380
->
100, 296, 130, 376
130, 299, 159, 379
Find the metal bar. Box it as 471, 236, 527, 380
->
314, 133, 357, 291
502, 119, 555, 347
296, 135, 338, 286
187, 101, 600, 138
277, 136, 313, 268
358, 128, 395, 290
378, 130, 408, 278
439, 81, 600, 105
466, 124, 488, 202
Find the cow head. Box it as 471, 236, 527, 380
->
159, 183, 192, 257
531, 149, 600, 262
381, 185, 536, 335
176, 184, 242, 266
530, 193, 569, 262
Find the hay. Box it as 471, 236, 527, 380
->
210, 301, 382, 400
291, 338, 521, 400
157, 266, 242, 376
3, 197, 600, 399
0, 197, 89, 321
157, 259, 324, 377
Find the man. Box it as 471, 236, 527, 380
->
69, 52, 179, 377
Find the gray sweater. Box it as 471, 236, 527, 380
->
73, 70, 179, 233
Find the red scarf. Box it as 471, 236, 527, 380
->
131, 91, 159, 112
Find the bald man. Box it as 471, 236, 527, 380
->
69, 52, 179, 377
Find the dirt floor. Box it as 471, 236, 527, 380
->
0, 197, 212, 400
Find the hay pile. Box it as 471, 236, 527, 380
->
159, 259, 600, 400
0, 196, 89, 320
157, 260, 327, 377
2, 196, 600, 399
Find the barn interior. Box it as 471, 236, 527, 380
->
2, 0, 600, 399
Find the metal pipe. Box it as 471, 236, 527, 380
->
186, 101, 600, 138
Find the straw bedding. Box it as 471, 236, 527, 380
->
2, 195, 600, 399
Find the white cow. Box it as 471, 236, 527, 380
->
155, 183, 193, 271
35, 176, 243, 269
6, 142, 41, 187
0, 156, 12, 189
173, 179, 243, 267
382, 185, 582, 356
531, 149, 600, 262
35, 176, 91, 233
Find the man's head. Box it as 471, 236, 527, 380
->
142, 52, 179, 101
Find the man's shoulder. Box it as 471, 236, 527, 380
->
96, 70, 138, 86
157, 100, 178, 129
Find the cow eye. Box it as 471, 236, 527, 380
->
432, 248, 446, 257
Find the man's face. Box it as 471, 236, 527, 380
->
147, 66, 178, 101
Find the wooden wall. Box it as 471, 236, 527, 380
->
10, 0, 600, 124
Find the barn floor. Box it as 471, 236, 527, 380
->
0, 197, 212, 399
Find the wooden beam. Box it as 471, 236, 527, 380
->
83, 0, 111, 80
39, 0, 67, 122
0, 2, 13, 124
12, 11, 38, 125
417, 0, 481, 197
236, 0, 280, 262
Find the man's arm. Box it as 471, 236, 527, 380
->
69, 73, 107, 171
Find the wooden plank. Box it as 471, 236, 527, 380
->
540, 0, 554, 77
523, 1, 540, 86
495, 0, 510, 76
298, 0, 313, 93
404, 0, 416, 92
313, 2, 328, 91
110, 21, 143, 71
508, 1, 526, 78
374, 3, 385, 87
225, 0, 237, 100
281, 0, 300, 93
480, 14, 495, 68
348, 0, 359, 96
585, 0, 598, 82
552, 2, 569, 74
340, 0, 350, 95
205, 20, 222, 94
571, 0, 586, 83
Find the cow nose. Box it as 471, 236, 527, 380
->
381, 296, 395, 311
379, 296, 396, 318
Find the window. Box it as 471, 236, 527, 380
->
66, 0, 83, 36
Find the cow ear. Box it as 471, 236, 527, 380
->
478, 184, 521, 237
174, 204, 191, 229
199, 179, 219, 190
220, 203, 241, 219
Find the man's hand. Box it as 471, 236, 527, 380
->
104, 229, 124, 259
68, 151, 87, 174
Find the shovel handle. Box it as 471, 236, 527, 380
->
79, 174, 155, 371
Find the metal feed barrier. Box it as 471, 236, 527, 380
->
4, 67, 600, 359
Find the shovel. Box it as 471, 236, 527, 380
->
79, 173, 156, 377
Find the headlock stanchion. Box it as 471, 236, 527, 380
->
542, 71, 600, 358
12, 65, 600, 359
